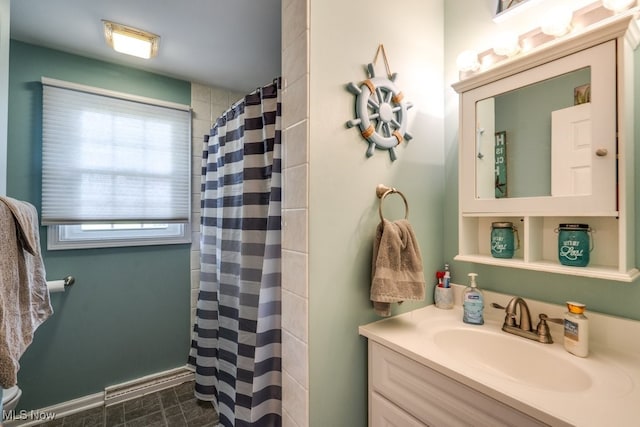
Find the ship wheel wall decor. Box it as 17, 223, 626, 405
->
346, 45, 413, 161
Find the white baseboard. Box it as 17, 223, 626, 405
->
104, 366, 194, 406
3, 366, 195, 426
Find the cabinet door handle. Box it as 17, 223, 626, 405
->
596, 148, 608, 157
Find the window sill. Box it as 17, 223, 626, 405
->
47, 223, 192, 251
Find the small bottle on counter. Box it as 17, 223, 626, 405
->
443, 263, 451, 288
564, 301, 589, 357
463, 273, 484, 325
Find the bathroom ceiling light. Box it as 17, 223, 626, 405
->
541, 7, 573, 37
602, 0, 637, 12
103, 20, 159, 59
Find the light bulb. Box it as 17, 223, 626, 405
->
493, 32, 521, 57
541, 7, 573, 37
456, 50, 480, 73
602, 0, 636, 12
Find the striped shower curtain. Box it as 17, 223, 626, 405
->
189, 79, 282, 427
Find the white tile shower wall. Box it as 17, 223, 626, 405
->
281, 0, 310, 425
189, 83, 246, 327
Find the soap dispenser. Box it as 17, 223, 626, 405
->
463, 273, 484, 325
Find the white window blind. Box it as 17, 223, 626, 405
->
41, 78, 191, 225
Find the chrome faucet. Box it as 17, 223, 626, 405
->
492, 298, 561, 344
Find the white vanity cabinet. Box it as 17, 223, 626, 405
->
368, 342, 547, 427
452, 14, 640, 281
361, 303, 640, 426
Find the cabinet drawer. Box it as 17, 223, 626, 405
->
371, 392, 426, 427
369, 342, 547, 427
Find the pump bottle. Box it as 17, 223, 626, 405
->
463, 273, 484, 325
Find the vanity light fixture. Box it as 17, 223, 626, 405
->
541, 6, 574, 37
103, 20, 159, 59
456, 50, 480, 72
602, 0, 637, 12
492, 32, 521, 57
456, 0, 640, 79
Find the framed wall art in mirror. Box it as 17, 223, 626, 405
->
496, 0, 529, 15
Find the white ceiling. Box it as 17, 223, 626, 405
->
9, 0, 282, 93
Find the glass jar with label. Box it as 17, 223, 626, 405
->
490, 222, 519, 259
557, 224, 592, 267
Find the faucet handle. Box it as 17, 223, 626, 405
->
541, 314, 564, 325
535, 313, 562, 344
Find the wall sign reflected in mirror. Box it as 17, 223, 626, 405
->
475, 67, 591, 200
574, 84, 591, 104
494, 131, 507, 198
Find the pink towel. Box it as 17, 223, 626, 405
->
371, 219, 426, 317
0, 197, 52, 388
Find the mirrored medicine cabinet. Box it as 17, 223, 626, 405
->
452, 14, 640, 282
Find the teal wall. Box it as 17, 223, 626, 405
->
308, 0, 445, 425
8, 40, 192, 410
0, 0, 8, 195
445, 1, 640, 321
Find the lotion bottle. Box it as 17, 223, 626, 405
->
564, 301, 589, 357
463, 273, 484, 325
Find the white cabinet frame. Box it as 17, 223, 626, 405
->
452, 15, 639, 282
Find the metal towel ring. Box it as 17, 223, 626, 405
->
376, 184, 409, 221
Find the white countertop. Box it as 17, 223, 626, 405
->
359, 287, 640, 427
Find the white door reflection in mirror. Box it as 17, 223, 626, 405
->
551, 103, 593, 196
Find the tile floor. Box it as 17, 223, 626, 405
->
33, 381, 218, 427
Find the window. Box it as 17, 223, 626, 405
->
47, 223, 190, 250
41, 78, 192, 250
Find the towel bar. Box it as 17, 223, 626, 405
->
376, 184, 409, 221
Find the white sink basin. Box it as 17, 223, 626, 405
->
432, 327, 592, 392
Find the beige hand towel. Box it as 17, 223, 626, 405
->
371, 219, 426, 317
0, 197, 53, 388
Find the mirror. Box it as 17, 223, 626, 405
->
475, 67, 591, 199
458, 40, 616, 214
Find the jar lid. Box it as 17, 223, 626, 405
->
559, 223, 589, 230
491, 221, 513, 228
566, 301, 586, 314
